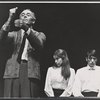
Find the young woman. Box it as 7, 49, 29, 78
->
44, 49, 75, 97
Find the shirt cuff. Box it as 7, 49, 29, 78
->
2, 24, 10, 31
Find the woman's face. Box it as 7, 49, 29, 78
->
54, 57, 63, 67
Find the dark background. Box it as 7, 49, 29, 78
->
0, 3, 100, 97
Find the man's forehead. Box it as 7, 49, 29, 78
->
21, 9, 32, 14
89, 56, 97, 59
19, 9, 36, 20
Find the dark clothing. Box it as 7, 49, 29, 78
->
4, 61, 40, 98
0, 24, 46, 97
53, 88, 64, 97
0, 28, 45, 79
81, 92, 98, 97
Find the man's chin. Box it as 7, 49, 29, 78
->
24, 22, 32, 26
89, 64, 95, 67
23, 22, 28, 24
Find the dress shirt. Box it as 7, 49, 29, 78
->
21, 29, 30, 61
44, 67, 75, 97
19, 28, 31, 61
73, 65, 100, 97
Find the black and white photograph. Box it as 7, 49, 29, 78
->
0, 2, 100, 99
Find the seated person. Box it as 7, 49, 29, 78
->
73, 49, 100, 97
44, 49, 75, 97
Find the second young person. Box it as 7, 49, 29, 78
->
44, 49, 75, 97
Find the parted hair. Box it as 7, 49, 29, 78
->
19, 9, 36, 22
87, 49, 96, 58
53, 49, 71, 80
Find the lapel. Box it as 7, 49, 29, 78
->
17, 29, 24, 47
17, 29, 34, 53
13, 30, 21, 54
17, 30, 21, 43
27, 40, 35, 52
14, 29, 22, 54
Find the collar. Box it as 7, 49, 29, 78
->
87, 65, 96, 70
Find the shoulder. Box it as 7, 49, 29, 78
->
70, 68, 75, 71
31, 29, 46, 41
96, 65, 100, 69
48, 66, 54, 71
46, 67, 54, 75
70, 68, 75, 73
70, 68, 75, 76
76, 66, 87, 73
32, 29, 46, 37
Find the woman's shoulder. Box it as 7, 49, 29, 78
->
47, 66, 54, 71
48, 66, 58, 71
70, 68, 75, 73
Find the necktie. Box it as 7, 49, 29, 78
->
89, 68, 95, 70
17, 34, 26, 63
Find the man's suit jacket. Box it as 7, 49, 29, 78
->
0, 27, 46, 79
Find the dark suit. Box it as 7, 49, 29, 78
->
0, 24, 46, 97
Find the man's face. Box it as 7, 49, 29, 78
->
87, 56, 97, 67
20, 9, 35, 25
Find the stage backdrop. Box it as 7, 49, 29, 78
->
0, 3, 100, 97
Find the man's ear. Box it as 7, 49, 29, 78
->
95, 58, 97, 62
32, 21, 35, 24
86, 57, 88, 62
31, 18, 35, 24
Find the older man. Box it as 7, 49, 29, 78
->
0, 7, 46, 98
73, 50, 100, 97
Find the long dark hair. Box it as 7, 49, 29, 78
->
53, 49, 71, 80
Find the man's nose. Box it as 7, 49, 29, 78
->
91, 59, 94, 62
24, 15, 27, 18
